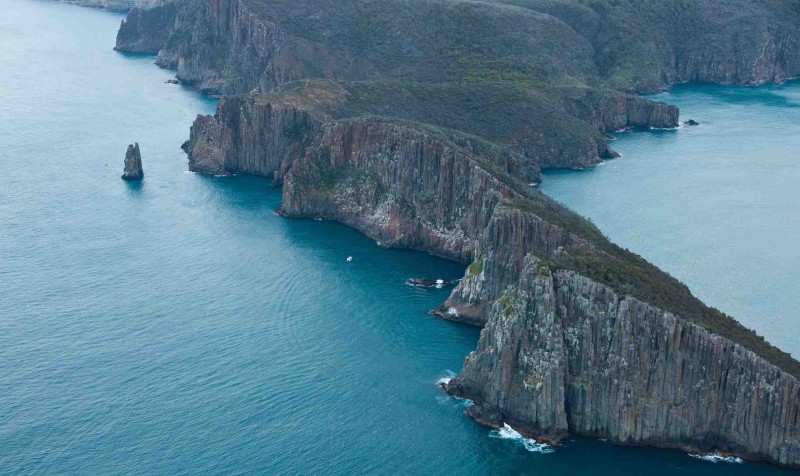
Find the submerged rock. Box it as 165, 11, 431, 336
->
407, 278, 454, 288
685, 119, 700, 126
121, 143, 143, 181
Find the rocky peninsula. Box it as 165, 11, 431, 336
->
114, 0, 800, 468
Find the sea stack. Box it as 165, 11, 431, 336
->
121, 143, 144, 180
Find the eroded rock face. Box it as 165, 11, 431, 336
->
561, 88, 681, 132
441, 203, 581, 326
278, 119, 522, 262
446, 262, 800, 468
121, 143, 143, 180
117, 0, 287, 95
115, 0, 690, 172
183, 85, 678, 177
184, 96, 318, 181
114, 2, 177, 53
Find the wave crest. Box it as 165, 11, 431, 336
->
490, 424, 555, 454
689, 453, 743, 464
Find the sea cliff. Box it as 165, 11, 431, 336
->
112, 0, 800, 468
446, 264, 800, 467
274, 116, 800, 467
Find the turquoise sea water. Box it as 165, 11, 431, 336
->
542, 83, 800, 359
0, 1, 796, 474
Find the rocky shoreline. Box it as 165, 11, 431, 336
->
110, 0, 800, 469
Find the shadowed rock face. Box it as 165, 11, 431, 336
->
121, 143, 143, 181
184, 95, 318, 182
115, 2, 177, 53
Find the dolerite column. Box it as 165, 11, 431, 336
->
121, 143, 144, 180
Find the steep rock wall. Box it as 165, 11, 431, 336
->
265, 114, 800, 468
278, 119, 522, 263
184, 95, 319, 180
446, 262, 800, 468
441, 203, 581, 326
117, 0, 289, 94
114, 1, 177, 53
560, 88, 680, 132
116, 0, 800, 95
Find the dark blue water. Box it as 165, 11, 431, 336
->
0, 1, 795, 474
542, 83, 800, 359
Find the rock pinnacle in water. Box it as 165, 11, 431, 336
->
121, 143, 144, 180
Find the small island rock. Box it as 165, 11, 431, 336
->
122, 143, 144, 180
684, 119, 700, 126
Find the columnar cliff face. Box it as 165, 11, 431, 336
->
446, 263, 800, 468
184, 95, 318, 180
267, 115, 800, 467
506, 0, 800, 92
114, 2, 177, 53
112, 0, 800, 468
560, 88, 680, 132
442, 202, 581, 326
278, 120, 522, 263
184, 82, 679, 177
113, 0, 687, 171
117, 0, 287, 94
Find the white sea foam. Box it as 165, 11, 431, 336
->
490, 424, 555, 454
689, 453, 744, 464
436, 370, 456, 386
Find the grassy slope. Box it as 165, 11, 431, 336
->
244, 0, 598, 86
